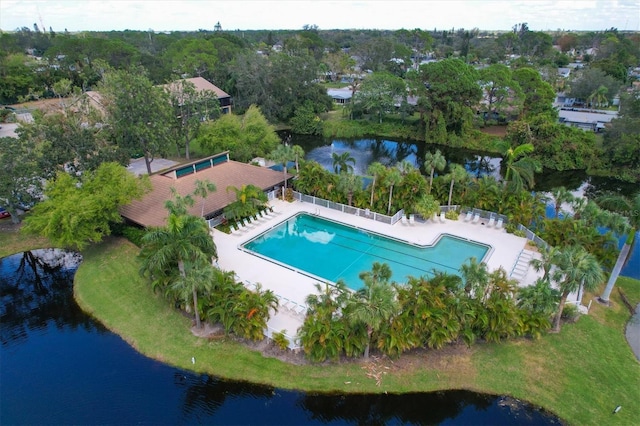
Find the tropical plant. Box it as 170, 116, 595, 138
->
446, 164, 468, 206
549, 245, 604, 332
336, 172, 362, 206
459, 257, 490, 299
331, 151, 356, 174
269, 144, 294, 198
517, 278, 560, 317
498, 139, 541, 192
348, 263, 399, 359
550, 186, 574, 218
138, 193, 217, 329
291, 145, 305, 174
224, 184, 268, 220
193, 179, 217, 217
424, 149, 446, 193
367, 161, 386, 208
384, 167, 402, 214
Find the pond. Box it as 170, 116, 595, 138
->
0, 249, 562, 425
287, 133, 640, 280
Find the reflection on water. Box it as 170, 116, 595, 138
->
288, 132, 637, 197
0, 249, 561, 425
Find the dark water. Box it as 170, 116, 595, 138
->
0, 249, 562, 425
290, 134, 640, 280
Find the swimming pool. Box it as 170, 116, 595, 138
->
242, 213, 490, 290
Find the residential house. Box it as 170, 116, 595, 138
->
558, 108, 617, 132
161, 77, 232, 114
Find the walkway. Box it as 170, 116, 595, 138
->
213, 199, 545, 349
626, 304, 640, 361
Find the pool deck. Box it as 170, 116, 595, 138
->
213, 199, 547, 348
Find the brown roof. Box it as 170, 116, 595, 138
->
161, 77, 230, 99
120, 157, 290, 228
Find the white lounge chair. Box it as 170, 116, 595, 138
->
401, 215, 408, 225
440, 212, 446, 222
487, 216, 495, 227
464, 211, 473, 222
496, 218, 504, 229
472, 213, 480, 224
409, 214, 415, 225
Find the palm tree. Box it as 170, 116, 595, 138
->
596, 193, 639, 304
498, 141, 541, 192
367, 161, 386, 208
550, 186, 574, 218
349, 262, 399, 359
224, 184, 268, 220
139, 204, 217, 329
459, 257, 490, 300
269, 144, 294, 198
550, 245, 604, 332
291, 145, 305, 174
587, 85, 609, 108
337, 172, 362, 206
530, 245, 561, 283
424, 149, 446, 193
296, 161, 329, 197
446, 164, 468, 207
193, 179, 217, 217
384, 167, 402, 214
331, 151, 356, 174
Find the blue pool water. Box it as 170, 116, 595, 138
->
243, 214, 490, 289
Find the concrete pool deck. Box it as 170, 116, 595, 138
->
213, 199, 546, 348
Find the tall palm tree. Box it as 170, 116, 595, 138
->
446, 164, 468, 207
384, 167, 402, 214
349, 263, 398, 359
337, 172, 362, 206
550, 186, 574, 218
596, 192, 640, 304
550, 245, 604, 332
291, 145, 305, 174
139, 207, 217, 329
193, 179, 217, 217
498, 141, 541, 192
367, 161, 386, 208
424, 149, 446, 193
331, 151, 356, 174
269, 144, 294, 198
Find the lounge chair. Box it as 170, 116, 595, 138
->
409, 214, 416, 225
464, 211, 473, 222
496, 218, 504, 229
439, 212, 446, 222
242, 218, 254, 229
401, 215, 408, 225
487, 216, 495, 227
472, 213, 480, 224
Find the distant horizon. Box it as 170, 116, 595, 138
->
1, 1, 639, 34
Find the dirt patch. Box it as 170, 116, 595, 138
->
480, 125, 508, 137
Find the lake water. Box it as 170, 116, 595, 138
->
0, 249, 561, 425
289, 134, 640, 280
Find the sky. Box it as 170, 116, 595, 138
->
1, 0, 639, 33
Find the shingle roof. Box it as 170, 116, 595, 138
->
120, 156, 290, 228
161, 77, 230, 99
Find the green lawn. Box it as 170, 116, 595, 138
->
4, 231, 640, 425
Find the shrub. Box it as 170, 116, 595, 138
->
111, 222, 145, 247
445, 210, 459, 220
271, 330, 290, 351
561, 303, 580, 323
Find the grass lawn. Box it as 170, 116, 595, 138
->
4, 231, 639, 425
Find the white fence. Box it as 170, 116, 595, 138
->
292, 191, 404, 225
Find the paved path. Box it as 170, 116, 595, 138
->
626, 304, 640, 361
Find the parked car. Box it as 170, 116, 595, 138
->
0, 207, 10, 219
